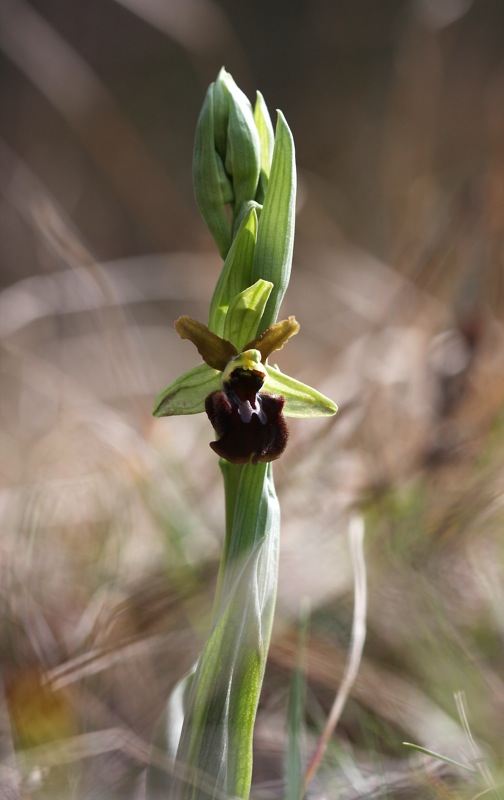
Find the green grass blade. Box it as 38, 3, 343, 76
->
285, 605, 310, 800
403, 742, 478, 774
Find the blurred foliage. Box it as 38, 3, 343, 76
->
1, 0, 504, 798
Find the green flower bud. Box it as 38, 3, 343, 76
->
193, 68, 262, 258
222, 72, 261, 211
193, 85, 234, 258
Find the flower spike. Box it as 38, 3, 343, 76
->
150, 73, 339, 800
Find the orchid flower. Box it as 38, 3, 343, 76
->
153, 285, 336, 464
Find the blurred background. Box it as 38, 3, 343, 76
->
1, 0, 504, 797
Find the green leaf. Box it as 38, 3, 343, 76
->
146, 667, 197, 798
253, 111, 296, 331
153, 364, 221, 417
208, 205, 258, 337
264, 364, 338, 418
254, 91, 275, 204
231, 198, 262, 241
223, 279, 273, 351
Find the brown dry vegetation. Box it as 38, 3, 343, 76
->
1, 1, 504, 798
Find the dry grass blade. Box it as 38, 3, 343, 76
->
0, 0, 189, 249
455, 691, 498, 796
303, 515, 367, 790
2, 4, 504, 798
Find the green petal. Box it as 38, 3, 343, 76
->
153, 364, 221, 417
264, 365, 337, 418
223, 279, 273, 351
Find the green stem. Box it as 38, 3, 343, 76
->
169, 462, 280, 800
213, 460, 243, 611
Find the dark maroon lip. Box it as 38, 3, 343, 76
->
205, 388, 288, 465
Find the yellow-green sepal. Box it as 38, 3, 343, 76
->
264, 364, 337, 418
153, 364, 221, 417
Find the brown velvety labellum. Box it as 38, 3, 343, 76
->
205, 390, 288, 464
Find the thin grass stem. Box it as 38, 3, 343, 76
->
303, 515, 367, 791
